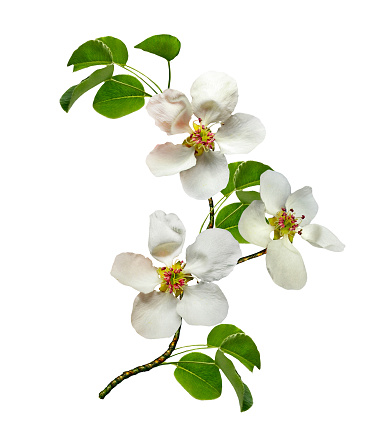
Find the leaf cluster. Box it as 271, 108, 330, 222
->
60, 34, 181, 117
173, 324, 260, 412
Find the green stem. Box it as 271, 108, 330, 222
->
120, 65, 158, 95
174, 344, 207, 350
237, 248, 267, 264
169, 346, 214, 358
125, 65, 163, 93
199, 193, 233, 233
99, 325, 181, 399
160, 361, 217, 366
167, 61, 171, 88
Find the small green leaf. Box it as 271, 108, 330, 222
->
134, 34, 181, 61
207, 324, 244, 348
220, 333, 261, 372
67, 40, 112, 72
60, 65, 114, 112
215, 202, 249, 243
221, 161, 244, 196
96, 36, 128, 65
174, 352, 222, 400
234, 161, 273, 190
93, 74, 146, 119
236, 190, 261, 204
215, 350, 253, 412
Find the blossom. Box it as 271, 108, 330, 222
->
238, 170, 345, 290
146, 71, 266, 200
111, 210, 242, 339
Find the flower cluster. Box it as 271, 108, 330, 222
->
111, 210, 241, 338
146, 72, 266, 199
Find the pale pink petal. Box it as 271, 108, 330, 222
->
190, 71, 238, 125
146, 89, 192, 135
185, 228, 242, 281
260, 170, 291, 215
179, 151, 229, 200
148, 210, 186, 266
301, 224, 345, 252
266, 237, 307, 290
131, 291, 181, 339
176, 283, 228, 326
285, 186, 318, 226
215, 113, 266, 154
146, 143, 196, 177
111, 253, 161, 293
238, 200, 273, 247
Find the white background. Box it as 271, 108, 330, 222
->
1, 1, 385, 443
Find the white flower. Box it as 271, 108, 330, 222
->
146, 71, 266, 200
111, 210, 242, 339
238, 170, 345, 290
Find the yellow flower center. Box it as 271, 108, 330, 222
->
182, 119, 215, 156
157, 261, 193, 297
268, 208, 305, 242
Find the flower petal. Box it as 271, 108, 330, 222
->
111, 252, 161, 293
190, 71, 238, 125
176, 283, 228, 326
266, 237, 307, 290
131, 291, 181, 339
285, 186, 318, 226
185, 228, 242, 281
148, 210, 186, 266
215, 113, 266, 154
179, 151, 229, 200
260, 170, 291, 215
301, 224, 345, 252
146, 89, 192, 135
238, 200, 273, 247
146, 143, 196, 177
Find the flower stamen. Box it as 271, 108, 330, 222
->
182, 118, 215, 156
158, 261, 193, 297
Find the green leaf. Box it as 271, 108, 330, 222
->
207, 324, 244, 348
221, 161, 244, 196
215, 202, 249, 243
220, 333, 261, 372
93, 75, 146, 119
234, 161, 273, 190
96, 36, 128, 65
67, 40, 112, 72
134, 34, 181, 61
174, 352, 222, 400
60, 65, 114, 112
236, 190, 261, 204
215, 350, 253, 412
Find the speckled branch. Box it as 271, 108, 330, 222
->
99, 326, 181, 399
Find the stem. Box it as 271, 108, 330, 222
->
167, 61, 171, 88
120, 65, 158, 95
169, 346, 214, 358
125, 65, 163, 93
199, 193, 233, 233
174, 344, 207, 350
99, 325, 181, 399
237, 248, 267, 264
160, 361, 217, 366
207, 198, 214, 229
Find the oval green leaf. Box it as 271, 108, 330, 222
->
174, 352, 222, 400
234, 161, 273, 190
220, 333, 261, 372
207, 324, 244, 347
96, 36, 128, 65
67, 40, 112, 72
236, 190, 261, 204
215, 202, 249, 243
221, 161, 244, 196
134, 34, 181, 61
60, 65, 114, 112
215, 350, 253, 412
93, 74, 146, 119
